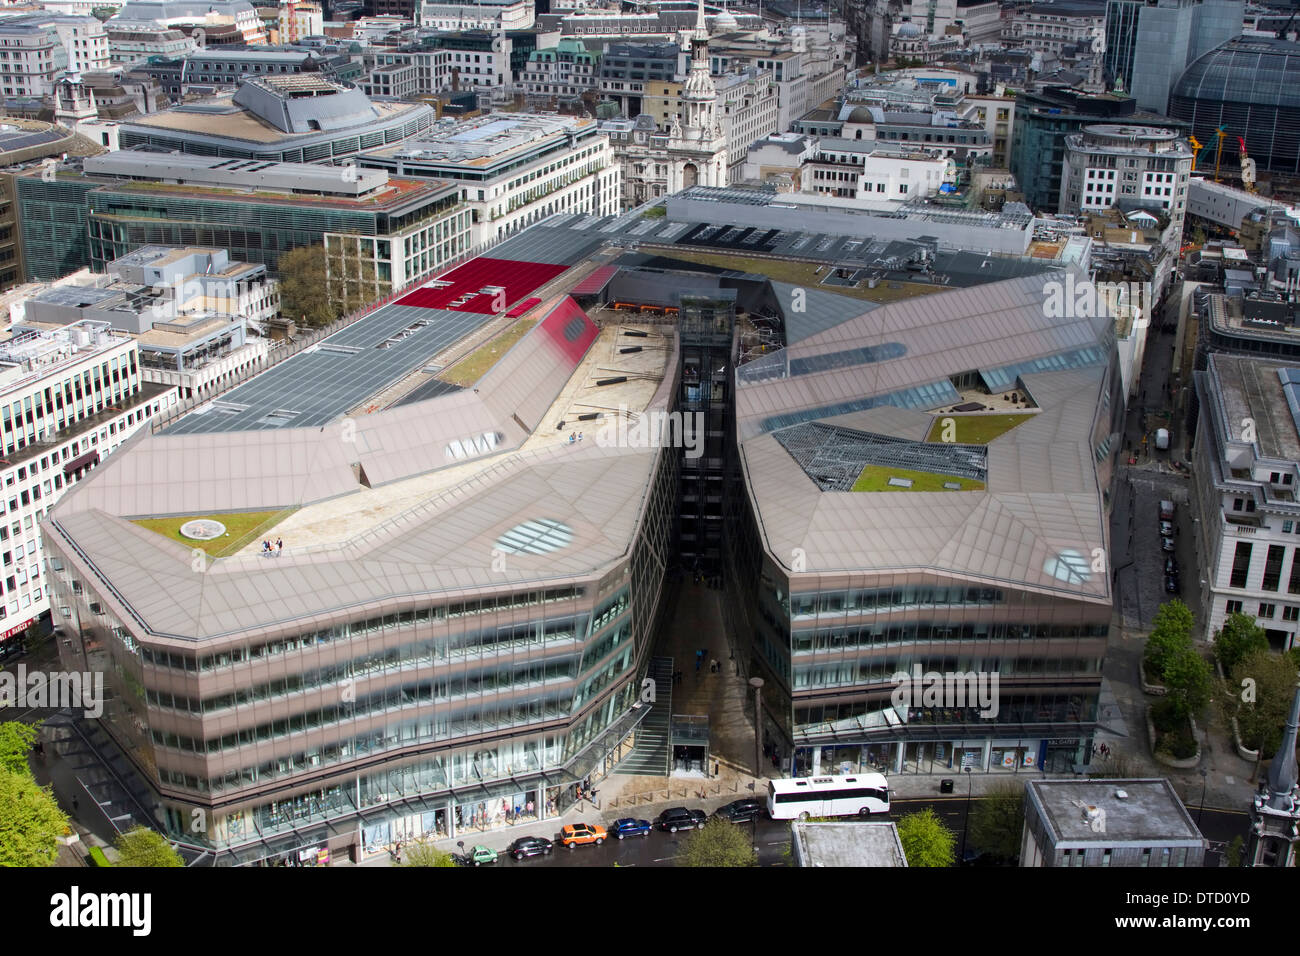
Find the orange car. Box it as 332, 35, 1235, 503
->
559, 822, 607, 848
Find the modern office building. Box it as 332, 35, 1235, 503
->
1102, 0, 1243, 114
44, 179, 1127, 861
358, 112, 619, 246
136, 47, 361, 101
116, 73, 433, 161
1022, 778, 1207, 866
1191, 351, 1300, 650
0, 321, 177, 648
1169, 35, 1300, 177
15, 152, 469, 292
1058, 125, 1194, 239
45, 219, 677, 864
19, 246, 277, 401
1011, 86, 1179, 214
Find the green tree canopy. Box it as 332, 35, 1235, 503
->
1229, 648, 1300, 755
277, 245, 335, 329
0, 721, 39, 777
678, 818, 757, 867
1213, 614, 1269, 672
967, 783, 1025, 861
1163, 644, 1212, 722
896, 807, 956, 867
0, 769, 69, 866
113, 826, 184, 867
397, 840, 456, 867
1145, 599, 1195, 680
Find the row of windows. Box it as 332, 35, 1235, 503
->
789, 586, 1007, 618
139, 585, 593, 672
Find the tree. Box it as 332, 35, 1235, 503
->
1162, 644, 1212, 722
967, 782, 1024, 861
0, 769, 69, 866
896, 808, 956, 867
277, 245, 335, 329
1228, 647, 1300, 756
396, 839, 455, 867
1144, 599, 1195, 681
0, 721, 39, 776
678, 818, 757, 867
1213, 614, 1269, 672
113, 826, 184, 867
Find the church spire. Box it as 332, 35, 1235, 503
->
1266, 681, 1300, 812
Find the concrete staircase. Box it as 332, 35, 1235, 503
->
614, 657, 672, 775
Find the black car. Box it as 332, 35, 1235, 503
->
506, 836, 553, 860
713, 799, 767, 824
1164, 556, 1179, 575
656, 807, 707, 832
1164, 574, 1180, 594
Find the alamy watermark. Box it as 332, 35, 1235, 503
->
0, 666, 103, 718
594, 406, 704, 459
1043, 274, 1152, 323
890, 664, 999, 719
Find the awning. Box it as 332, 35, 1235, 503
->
64, 450, 100, 475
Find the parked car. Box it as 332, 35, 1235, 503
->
713, 799, 767, 824
611, 818, 652, 839
656, 807, 707, 832
1159, 520, 1176, 538
1164, 574, 1180, 594
456, 845, 498, 866
559, 823, 606, 848
1164, 555, 1179, 575
1159, 500, 1176, 520
507, 836, 553, 860
1161, 537, 1176, 552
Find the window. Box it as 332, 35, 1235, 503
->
1226, 600, 1244, 615
1259, 603, 1276, 619
1230, 542, 1253, 589
1282, 606, 1298, 622
1263, 545, 1285, 592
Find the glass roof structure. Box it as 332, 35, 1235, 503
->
773, 422, 987, 491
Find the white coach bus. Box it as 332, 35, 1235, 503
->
766, 774, 891, 820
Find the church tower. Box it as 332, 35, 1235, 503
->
55, 71, 97, 128
667, 0, 727, 193
1247, 681, 1300, 867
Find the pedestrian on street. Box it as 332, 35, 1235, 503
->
695, 655, 701, 672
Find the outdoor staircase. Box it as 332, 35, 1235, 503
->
614, 656, 672, 775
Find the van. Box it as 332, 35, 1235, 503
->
1155, 428, 1170, 450
1159, 499, 1175, 521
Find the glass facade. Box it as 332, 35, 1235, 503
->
45, 436, 678, 863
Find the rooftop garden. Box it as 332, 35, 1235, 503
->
925, 413, 1034, 445
133, 508, 296, 557
851, 465, 984, 493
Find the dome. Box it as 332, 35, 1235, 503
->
1171, 36, 1300, 109
847, 106, 876, 124
714, 10, 738, 30
1169, 35, 1300, 175
897, 22, 923, 38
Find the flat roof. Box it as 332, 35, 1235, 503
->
1027, 779, 1203, 845
1208, 352, 1300, 462
792, 821, 908, 867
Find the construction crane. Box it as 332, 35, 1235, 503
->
1213, 125, 1228, 183
1188, 134, 1203, 173
1238, 136, 1258, 192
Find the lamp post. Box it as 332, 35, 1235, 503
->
749, 677, 765, 778
959, 766, 973, 863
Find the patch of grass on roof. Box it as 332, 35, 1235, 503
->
133, 508, 296, 557
438, 319, 537, 387
651, 250, 945, 303
851, 465, 985, 493
925, 413, 1034, 445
